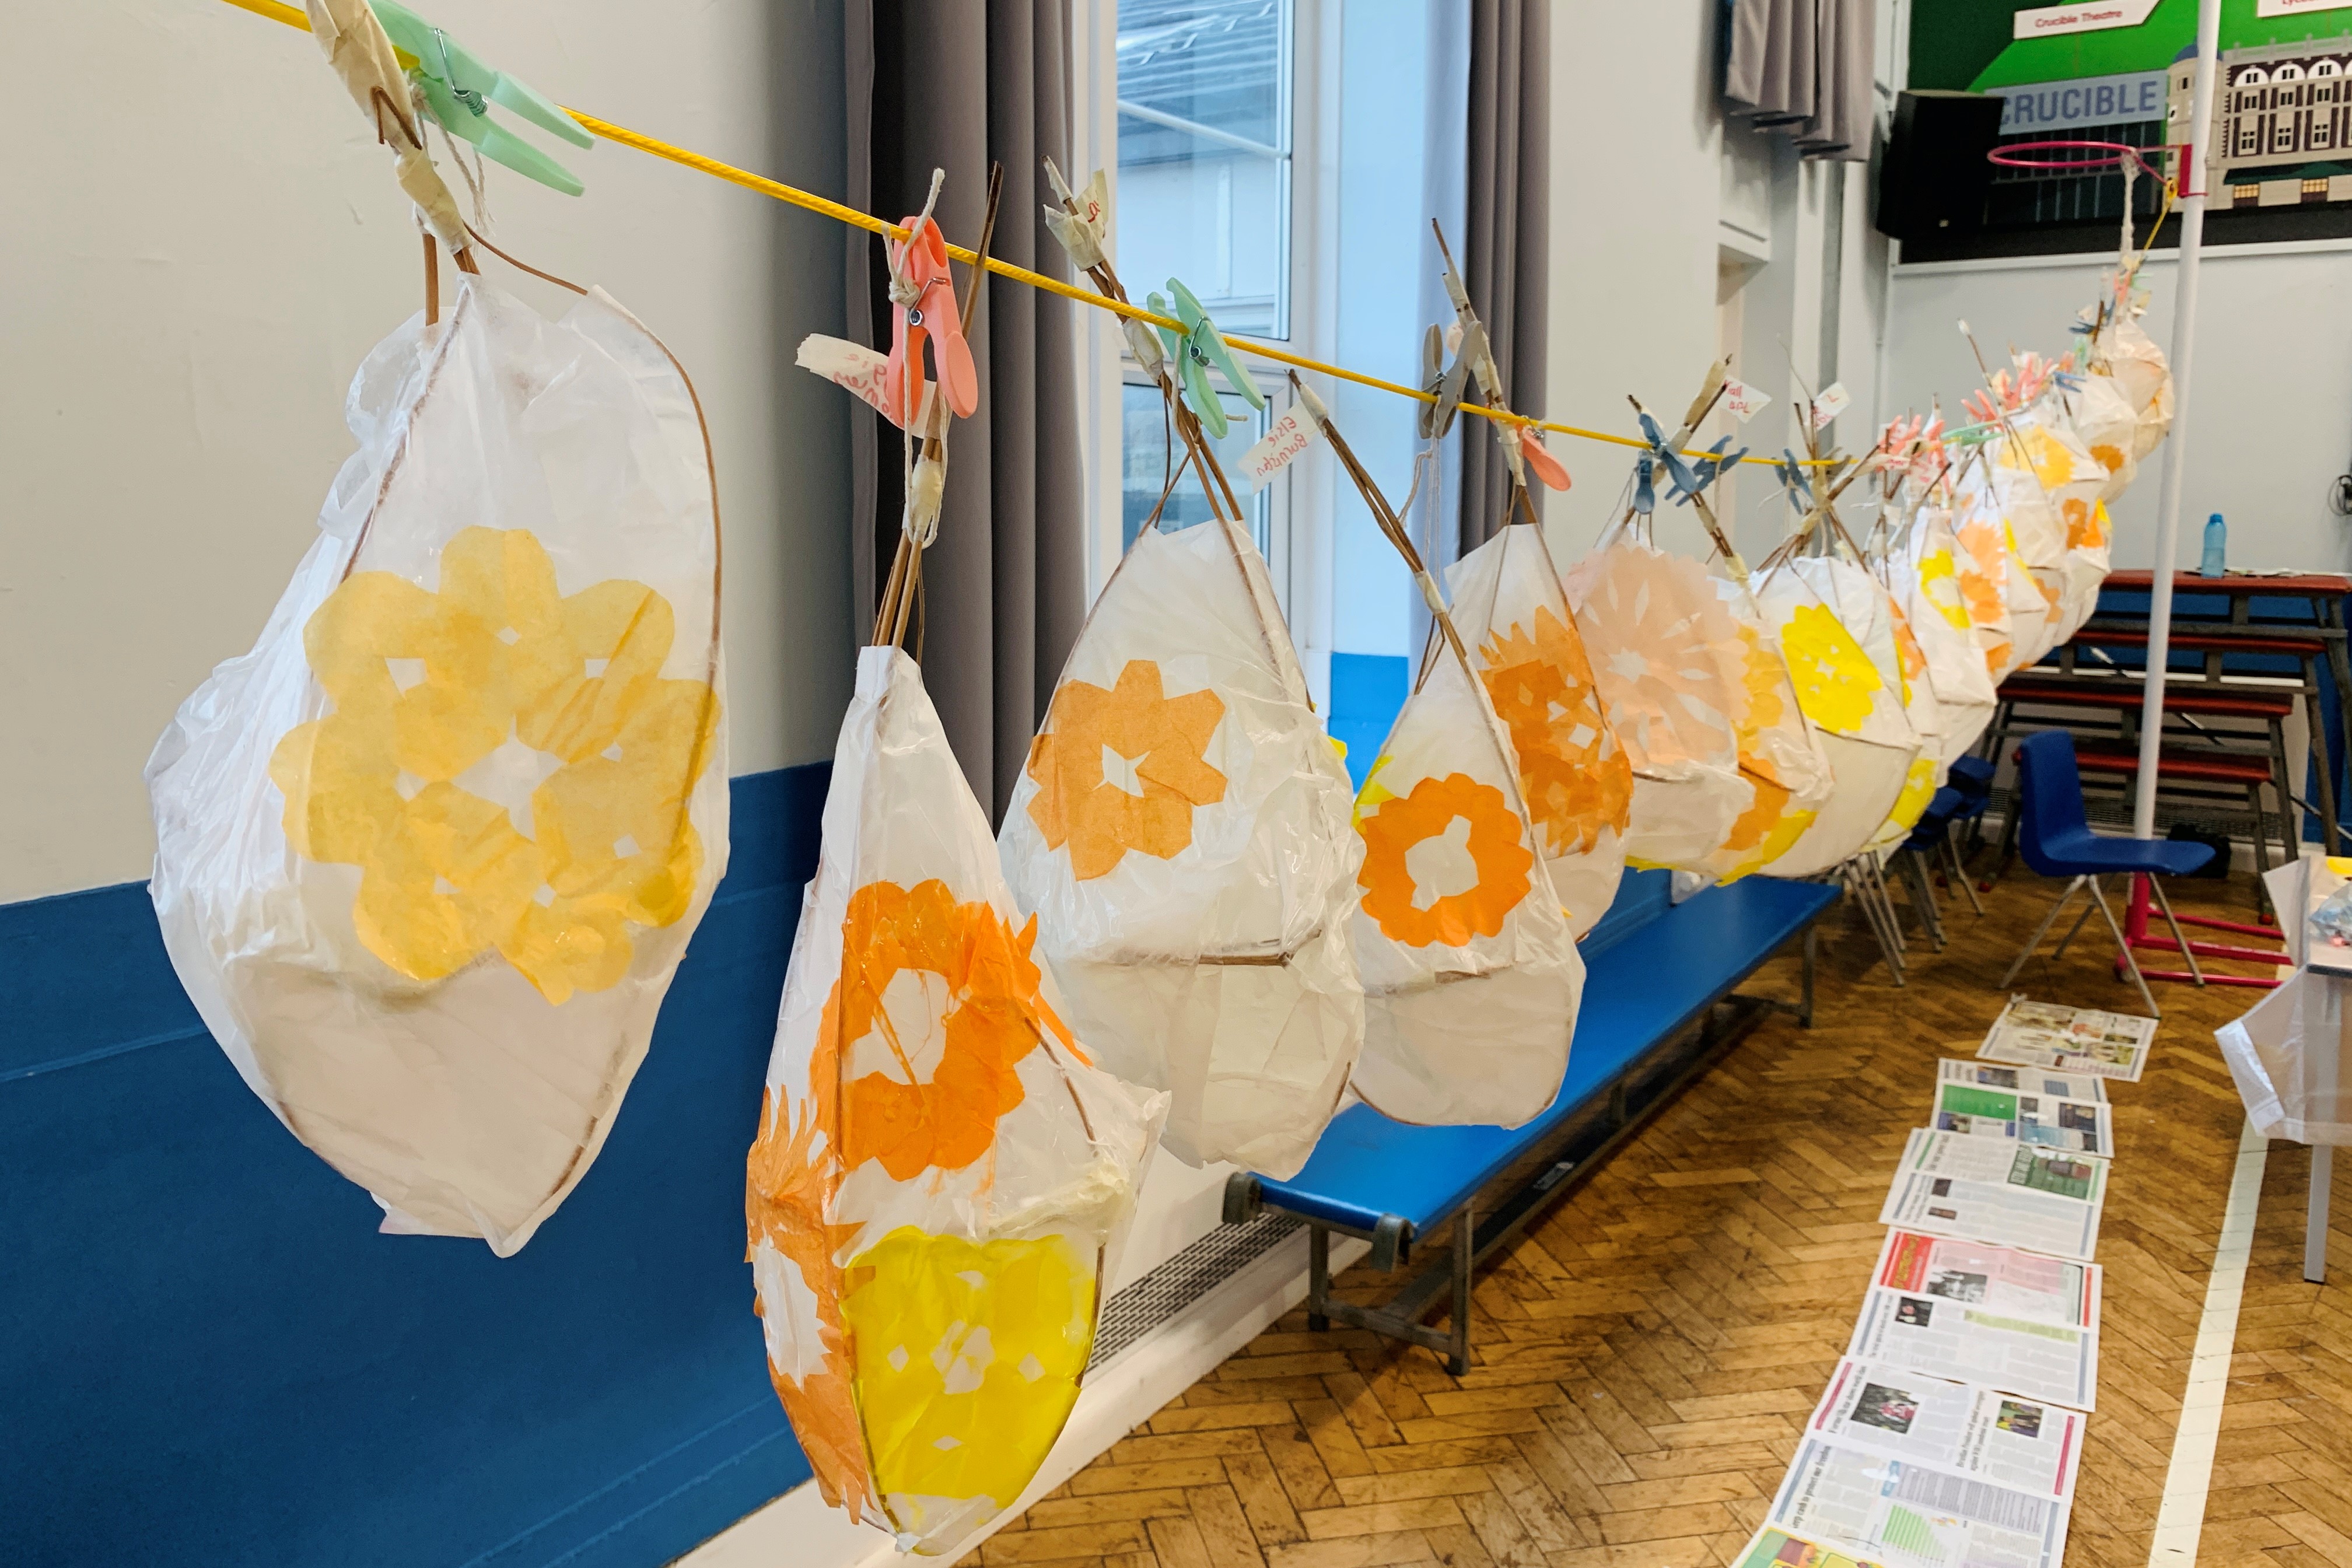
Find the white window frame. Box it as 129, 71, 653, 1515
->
1068, 0, 1343, 708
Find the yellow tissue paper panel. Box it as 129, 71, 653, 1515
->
270, 526, 717, 1005
840, 1228, 1097, 1521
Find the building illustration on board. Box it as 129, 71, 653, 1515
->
2171, 36, 2352, 209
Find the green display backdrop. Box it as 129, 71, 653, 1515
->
1909, 0, 2352, 95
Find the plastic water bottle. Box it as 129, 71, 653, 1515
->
2200, 512, 2227, 578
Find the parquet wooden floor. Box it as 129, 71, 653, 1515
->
963, 866, 2352, 1568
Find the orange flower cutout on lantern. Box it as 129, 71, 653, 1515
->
1357, 773, 1535, 948
1478, 608, 1632, 859
1026, 660, 1227, 881
745, 1072, 869, 1516
822, 878, 1077, 1182
2063, 498, 2110, 551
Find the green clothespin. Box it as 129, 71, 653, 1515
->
370, 1, 594, 197
1149, 279, 1266, 440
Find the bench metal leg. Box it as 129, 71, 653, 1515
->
2148, 874, 2206, 986
1448, 1203, 1474, 1377
1307, 1225, 1330, 1333
1801, 925, 1817, 1028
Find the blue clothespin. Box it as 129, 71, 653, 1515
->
1633, 413, 1743, 512
1150, 279, 1266, 439
370, 1, 593, 196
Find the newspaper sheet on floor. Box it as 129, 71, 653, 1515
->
1878, 1129, 2109, 1262
1768, 1358, 2081, 1568
1727, 1523, 1889, 1567
1938, 1056, 2109, 1104
1931, 1075, 2114, 1155
1846, 1289, 2099, 1412
1975, 996, 2155, 1083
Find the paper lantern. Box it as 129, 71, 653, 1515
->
1349, 637, 1583, 1126
1444, 523, 1632, 937
1862, 590, 1951, 854
748, 646, 1164, 1554
1895, 516, 2000, 766
1951, 462, 2062, 677
1562, 540, 1755, 872
1754, 555, 1922, 879
148, 279, 727, 1256
998, 517, 1364, 1180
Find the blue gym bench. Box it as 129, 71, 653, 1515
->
1222, 871, 1840, 1373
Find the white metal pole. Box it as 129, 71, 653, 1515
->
2133, 0, 2224, 839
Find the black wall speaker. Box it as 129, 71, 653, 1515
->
1876, 90, 2008, 243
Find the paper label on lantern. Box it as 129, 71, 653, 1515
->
1238, 407, 1322, 491
1810, 382, 1853, 428
1721, 377, 1773, 422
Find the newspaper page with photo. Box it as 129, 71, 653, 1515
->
1938, 1058, 2109, 1105
1931, 1077, 2114, 1155
1872, 1230, 2102, 1329
1727, 1523, 1889, 1567
1976, 998, 2155, 1083
1847, 1286, 2098, 1410
1878, 1129, 2109, 1262
1768, 1432, 2073, 1568
1806, 1359, 2086, 1502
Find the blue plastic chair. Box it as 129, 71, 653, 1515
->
1997, 730, 2216, 1017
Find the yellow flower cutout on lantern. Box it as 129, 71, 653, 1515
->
1357, 771, 1535, 948
827, 878, 1076, 1182
1777, 602, 1883, 734
1478, 608, 1633, 859
269, 527, 718, 1005
1026, 660, 1226, 881
838, 1227, 1097, 1525
1714, 624, 1814, 876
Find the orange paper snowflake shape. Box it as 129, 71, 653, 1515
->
1026, 660, 1227, 881
826, 878, 1074, 1182
1357, 773, 1535, 949
1478, 608, 1632, 858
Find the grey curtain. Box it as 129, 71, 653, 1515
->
1460, 0, 1551, 555
1724, 0, 1875, 161
844, 0, 1084, 823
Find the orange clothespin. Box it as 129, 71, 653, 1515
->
884, 197, 979, 429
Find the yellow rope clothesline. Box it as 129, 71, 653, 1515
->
219, 0, 1827, 467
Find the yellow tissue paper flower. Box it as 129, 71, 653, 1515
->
838, 1228, 1097, 1534
270, 527, 719, 1003
1777, 603, 1882, 736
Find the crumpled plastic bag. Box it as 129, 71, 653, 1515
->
1562, 540, 1755, 872
1752, 556, 1920, 878
2218, 856, 2352, 1144
146, 278, 727, 1256
997, 516, 1363, 1180
1349, 636, 1583, 1128
1444, 522, 1631, 937
748, 646, 1165, 1555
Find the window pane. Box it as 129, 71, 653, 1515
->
1116, 0, 1291, 339
1121, 383, 1269, 556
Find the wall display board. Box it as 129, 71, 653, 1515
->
1904, 0, 2352, 249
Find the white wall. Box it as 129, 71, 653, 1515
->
1885, 242, 2352, 574
1541, 0, 1896, 572
0, 0, 857, 904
